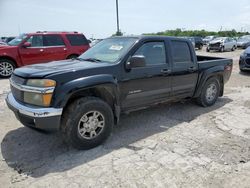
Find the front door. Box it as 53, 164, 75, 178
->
19, 35, 48, 65
120, 41, 172, 110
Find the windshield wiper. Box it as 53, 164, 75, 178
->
81, 58, 102, 62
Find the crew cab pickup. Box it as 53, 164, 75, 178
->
6, 36, 233, 149
0, 31, 90, 78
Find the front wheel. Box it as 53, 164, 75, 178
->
0, 59, 16, 78
61, 97, 114, 150
197, 78, 220, 107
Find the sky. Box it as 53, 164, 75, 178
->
0, 0, 250, 39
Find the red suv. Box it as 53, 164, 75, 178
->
0, 31, 90, 77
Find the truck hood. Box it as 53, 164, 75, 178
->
14, 59, 112, 78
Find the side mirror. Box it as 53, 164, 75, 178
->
126, 55, 146, 70
23, 42, 31, 48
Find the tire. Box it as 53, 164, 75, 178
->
220, 46, 224, 52
206, 47, 210, 52
196, 78, 220, 107
0, 59, 16, 78
231, 46, 236, 51
61, 97, 114, 150
67, 54, 79, 59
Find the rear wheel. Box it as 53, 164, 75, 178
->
206, 47, 210, 52
197, 78, 220, 107
231, 46, 236, 51
0, 59, 16, 78
61, 97, 114, 150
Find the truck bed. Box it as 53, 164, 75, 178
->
197, 55, 232, 70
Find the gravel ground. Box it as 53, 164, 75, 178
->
0, 48, 250, 188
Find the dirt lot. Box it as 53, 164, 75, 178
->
0, 48, 250, 188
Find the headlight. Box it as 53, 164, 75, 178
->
23, 79, 56, 107
26, 79, 56, 87
24, 92, 53, 107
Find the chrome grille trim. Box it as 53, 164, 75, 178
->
10, 78, 55, 94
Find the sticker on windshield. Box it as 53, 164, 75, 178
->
109, 45, 123, 51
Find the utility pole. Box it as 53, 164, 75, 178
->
116, 0, 121, 36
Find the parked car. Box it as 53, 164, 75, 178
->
0, 42, 7, 46
5, 37, 15, 43
207, 37, 237, 52
0, 31, 90, 77
239, 47, 250, 72
202, 36, 216, 45
6, 36, 233, 149
237, 35, 250, 49
1, 37, 15, 43
194, 36, 203, 50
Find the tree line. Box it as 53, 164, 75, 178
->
143, 29, 250, 38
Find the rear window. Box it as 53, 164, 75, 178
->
43, 35, 65, 46
171, 41, 192, 63
66, 34, 89, 46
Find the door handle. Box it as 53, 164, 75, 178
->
161, 69, 171, 75
63, 48, 67, 51
188, 67, 196, 72
40, 49, 44, 52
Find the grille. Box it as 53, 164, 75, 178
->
10, 75, 26, 103
246, 58, 250, 65
11, 74, 26, 85
210, 43, 221, 48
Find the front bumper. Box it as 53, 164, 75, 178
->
239, 56, 250, 70
6, 93, 63, 131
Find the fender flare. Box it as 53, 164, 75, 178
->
194, 66, 224, 98
53, 74, 120, 108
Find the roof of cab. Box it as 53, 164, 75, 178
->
111, 35, 191, 42
26, 31, 83, 35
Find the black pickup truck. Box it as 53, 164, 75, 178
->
6, 36, 233, 149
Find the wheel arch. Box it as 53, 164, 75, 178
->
55, 75, 121, 124
66, 54, 79, 59
194, 67, 225, 98
0, 56, 17, 67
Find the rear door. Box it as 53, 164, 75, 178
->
120, 40, 172, 110
170, 40, 198, 98
42, 34, 67, 61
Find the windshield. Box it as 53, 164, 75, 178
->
8, 34, 27, 46
79, 38, 137, 63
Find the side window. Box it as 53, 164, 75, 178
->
26, 35, 43, 47
66, 34, 89, 46
43, 35, 65, 46
171, 41, 192, 64
134, 42, 166, 66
